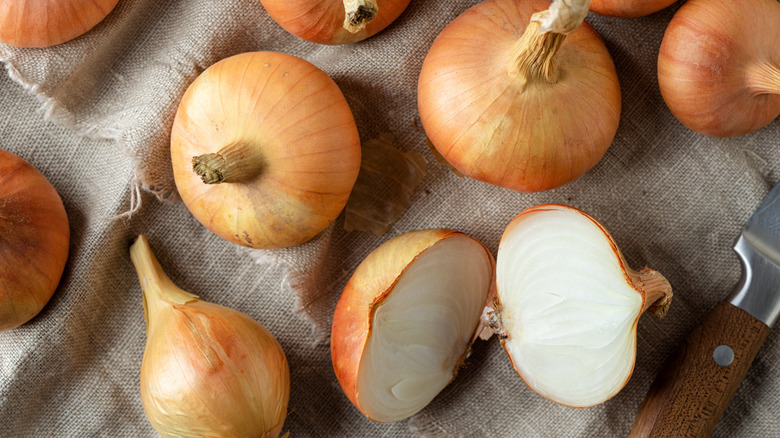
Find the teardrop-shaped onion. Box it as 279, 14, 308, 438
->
171, 51, 361, 249
259, 0, 412, 45
0, 0, 119, 47
491, 204, 672, 408
589, 0, 676, 18
331, 229, 495, 422
418, 0, 620, 193
0, 149, 69, 332
131, 235, 290, 437
658, 0, 780, 137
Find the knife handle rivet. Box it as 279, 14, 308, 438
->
713, 345, 734, 367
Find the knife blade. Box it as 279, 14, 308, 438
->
629, 181, 780, 437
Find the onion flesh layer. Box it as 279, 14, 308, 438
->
357, 235, 493, 422
497, 206, 641, 408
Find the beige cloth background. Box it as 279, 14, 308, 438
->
1, 0, 779, 436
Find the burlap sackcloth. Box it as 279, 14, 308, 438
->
1, 0, 779, 436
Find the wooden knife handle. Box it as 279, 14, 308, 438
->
629, 301, 770, 438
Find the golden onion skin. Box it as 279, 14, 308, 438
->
0, 149, 69, 332
141, 302, 290, 438
259, 0, 412, 45
418, 0, 620, 193
132, 236, 290, 438
171, 52, 361, 249
658, 0, 780, 137
0, 0, 119, 47
589, 0, 676, 18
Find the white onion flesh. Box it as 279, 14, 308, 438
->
357, 235, 493, 422
496, 207, 642, 407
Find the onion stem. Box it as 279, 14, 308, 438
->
192, 141, 265, 184
508, 0, 589, 83
630, 267, 673, 318
343, 0, 379, 33
747, 61, 780, 97
130, 235, 198, 327
509, 16, 567, 84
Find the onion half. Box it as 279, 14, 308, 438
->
489, 204, 672, 407
331, 230, 495, 422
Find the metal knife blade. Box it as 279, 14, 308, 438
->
730, 181, 780, 327
629, 181, 780, 437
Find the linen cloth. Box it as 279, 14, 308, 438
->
1, 0, 779, 436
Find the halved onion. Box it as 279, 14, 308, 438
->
489, 204, 672, 408
331, 229, 495, 422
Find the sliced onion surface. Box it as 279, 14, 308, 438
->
495, 205, 665, 408
332, 230, 495, 422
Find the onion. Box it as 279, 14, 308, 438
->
0, 0, 119, 48
130, 235, 290, 437
331, 229, 495, 422
171, 51, 361, 250
418, 0, 620, 193
0, 149, 69, 332
486, 204, 672, 408
259, 0, 412, 45
658, 0, 780, 137
589, 0, 676, 18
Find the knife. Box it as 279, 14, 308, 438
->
629, 180, 780, 437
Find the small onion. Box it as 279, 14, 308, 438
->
658, 0, 780, 137
418, 0, 620, 193
589, 0, 676, 18
259, 0, 412, 45
130, 235, 290, 437
0, 0, 119, 48
171, 51, 361, 249
487, 204, 672, 408
0, 149, 69, 332
331, 229, 495, 422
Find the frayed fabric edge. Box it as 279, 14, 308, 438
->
1, 56, 173, 219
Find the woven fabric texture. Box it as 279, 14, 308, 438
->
1, 0, 779, 436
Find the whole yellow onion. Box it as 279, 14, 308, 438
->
171, 51, 361, 249
130, 235, 290, 437
418, 0, 620, 193
0, 0, 119, 47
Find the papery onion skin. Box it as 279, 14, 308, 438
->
418, 0, 621, 193
171, 51, 361, 250
493, 204, 672, 408
331, 229, 496, 421
589, 0, 676, 18
0, 0, 119, 48
259, 0, 412, 45
132, 236, 290, 438
658, 0, 780, 137
0, 149, 69, 332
